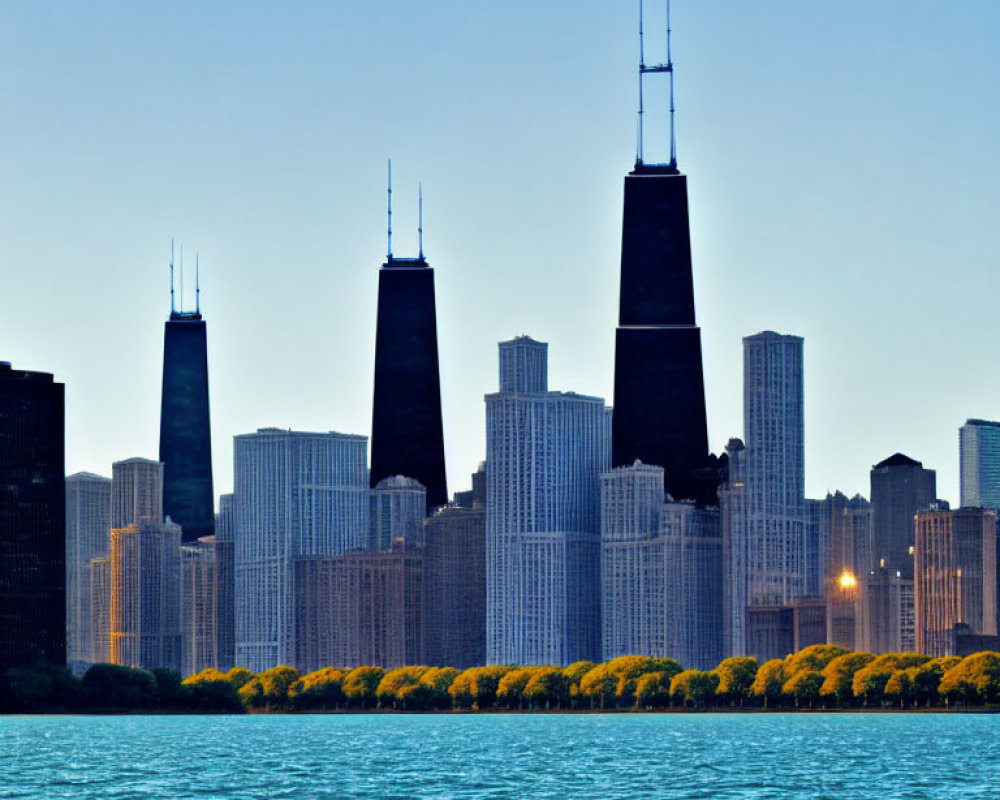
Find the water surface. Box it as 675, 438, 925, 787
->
1, 713, 998, 799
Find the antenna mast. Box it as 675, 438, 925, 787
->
196, 252, 201, 314
387, 159, 393, 261
418, 183, 424, 260
179, 245, 184, 313
637, 0, 677, 169
170, 239, 176, 314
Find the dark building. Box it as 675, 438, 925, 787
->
870, 453, 936, 581
214, 493, 235, 671
424, 506, 486, 668
0, 361, 65, 669
370, 252, 448, 510
610, 19, 710, 505
159, 302, 214, 544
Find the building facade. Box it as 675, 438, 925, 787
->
214, 493, 235, 671
424, 505, 486, 668
234, 428, 369, 672
370, 476, 427, 551
181, 536, 217, 677
959, 419, 1000, 510
0, 361, 65, 670
914, 507, 998, 656
486, 336, 611, 666
112, 458, 163, 529
65, 472, 111, 665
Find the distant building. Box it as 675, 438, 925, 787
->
181, 536, 217, 677
914, 507, 997, 656
214, 494, 235, 671
486, 336, 611, 666
720, 438, 748, 657
453, 462, 486, 509
110, 519, 182, 671
867, 453, 936, 652
295, 547, 424, 672
159, 297, 214, 544
424, 505, 486, 669
89, 557, 111, 663
746, 606, 794, 663
65, 472, 111, 664
0, 361, 65, 670
791, 598, 826, 652
112, 458, 163, 529
234, 428, 369, 672
959, 419, 1000, 510
370, 476, 426, 551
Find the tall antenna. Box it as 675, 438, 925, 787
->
387, 159, 393, 261
418, 183, 424, 260
196, 252, 201, 315
636, 0, 677, 169
179, 244, 184, 313
170, 239, 176, 314
667, 0, 676, 168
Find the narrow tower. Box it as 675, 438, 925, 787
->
612, 1, 710, 504
159, 245, 215, 543
370, 168, 448, 509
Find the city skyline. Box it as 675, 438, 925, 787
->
2, 1, 999, 506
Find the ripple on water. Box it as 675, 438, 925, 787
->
1, 713, 999, 799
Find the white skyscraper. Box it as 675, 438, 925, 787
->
234, 428, 369, 672
111, 457, 163, 529
486, 336, 611, 666
601, 461, 723, 669
65, 472, 111, 665
960, 419, 1000, 510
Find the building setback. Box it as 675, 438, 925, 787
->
65, 472, 111, 665
0, 361, 65, 670
159, 296, 214, 543
369, 246, 448, 511
486, 336, 611, 666
424, 505, 486, 669
234, 428, 369, 673
915, 507, 997, 656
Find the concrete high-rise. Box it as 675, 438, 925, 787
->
914, 507, 997, 656
214, 493, 235, 671
486, 336, 611, 666
719, 438, 748, 656
743, 332, 806, 609
610, 16, 710, 506
111, 458, 163, 529
601, 461, 723, 669
65, 472, 111, 665
0, 361, 65, 669
960, 419, 1000, 510
870, 453, 936, 581
159, 282, 214, 543
181, 536, 217, 677
424, 505, 486, 669
370, 476, 427, 551
234, 428, 369, 672
369, 226, 448, 510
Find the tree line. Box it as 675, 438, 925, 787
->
3, 646, 999, 713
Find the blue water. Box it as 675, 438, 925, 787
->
1, 713, 998, 799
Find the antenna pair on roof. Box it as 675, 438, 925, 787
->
387, 159, 425, 262
637, 0, 677, 168
169, 239, 201, 315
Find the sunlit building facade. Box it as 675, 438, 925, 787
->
65, 472, 111, 664
181, 536, 217, 677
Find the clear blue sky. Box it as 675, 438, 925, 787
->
1, 1, 998, 505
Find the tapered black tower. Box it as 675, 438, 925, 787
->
612, 2, 711, 504
159, 249, 214, 543
370, 170, 448, 510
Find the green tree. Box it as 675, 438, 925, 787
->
669, 670, 719, 709
496, 668, 535, 710
418, 666, 459, 709
912, 657, 959, 707
819, 652, 874, 706
883, 669, 915, 709
851, 653, 928, 707
713, 657, 759, 707
152, 668, 188, 710
562, 661, 595, 709
749, 659, 788, 708
634, 671, 672, 709
239, 665, 300, 711
2, 665, 80, 712
223, 667, 254, 689
523, 668, 571, 709
342, 666, 386, 710
377, 666, 430, 709
784, 645, 847, 678
782, 670, 823, 709
288, 667, 347, 711
81, 664, 158, 710
939, 652, 1000, 706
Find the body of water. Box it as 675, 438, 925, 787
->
1, 713, 998, 799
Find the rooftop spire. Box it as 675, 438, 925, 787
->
418, 182, 424, 260
169, 239, 176, 314
195, 252, 201, 314
636, 0, 677, 169
387, 159, 393, 261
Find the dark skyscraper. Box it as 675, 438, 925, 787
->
611, 7, 710, 504
0, 361, 65, 669
159, 258, 214, 543
370, 173, 448, 509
